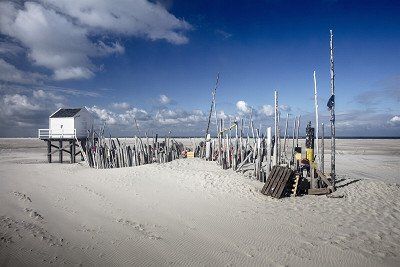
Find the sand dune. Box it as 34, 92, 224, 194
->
0, 138, 399, 266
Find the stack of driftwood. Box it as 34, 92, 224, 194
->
198, 30, 337, 198
83, 128, 186, 169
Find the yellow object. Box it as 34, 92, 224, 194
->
295, 152, 302, 161
306, 148, 314, 163
187, 151, 195, 158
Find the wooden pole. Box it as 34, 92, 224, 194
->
274, 90, 278, 166
266, 127, 272, 181
59, 140, 63, 163
283, 113, 289, 162
291, 117, 296, 166
313, 70, 320, 169
205, 73, 220, 150
47, 140, 51, 163
330, 30, 336, 188
296, 115, 301, 148
321, 122, 325, 174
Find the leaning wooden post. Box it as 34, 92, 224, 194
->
313, 70, 320, 169
204, 73, 220, 158
329, 29, 336, 189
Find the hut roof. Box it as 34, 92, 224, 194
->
50, 108, 82, 118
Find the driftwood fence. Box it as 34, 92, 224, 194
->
197, 113, 302, 183
83, 128, 186, 169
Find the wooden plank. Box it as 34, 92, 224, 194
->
261, 166, 293, 198
273, 168, 293, 198
316, 170, 332, 187
265, 168, 283, 197
261, 165, 278, 195
262, 166, 285, 197
308, 187, 331, 195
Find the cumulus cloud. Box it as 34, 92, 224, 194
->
88, 106, 151, 126
218, 110, 228, 120
0, 90, 67, 136
260, 105, 274, 116
0, 0, 191, 80
88, 106, 118, 125
389, 115, 400, 126
236, 100, 252, 114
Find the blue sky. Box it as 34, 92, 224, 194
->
0, 0, 399, 137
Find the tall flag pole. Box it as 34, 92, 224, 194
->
328, 30, 336, 188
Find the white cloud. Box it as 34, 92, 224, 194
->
88, 106, 117, 125
159, 94, 172, 105
53, 67, 94, 80
88, 106, 151, 126
155, 108, 206, 125
0, 0, 191, 80
218, 110, 228, 120
3, 94, 41, 113
0, 59, 45, 84
33, 89, 64, 102
41, 0, 192, 44
236, 100, 252, 114
0, 90, 67, 133
260, 104, 274, 116
0, 2, 96, 80
389, 115, 400, 126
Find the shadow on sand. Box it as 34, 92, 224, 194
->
336, 179, 361, 188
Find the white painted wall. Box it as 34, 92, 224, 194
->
49, 117, 75, 138
74, 108, 94, 138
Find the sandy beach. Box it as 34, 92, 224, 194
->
0, 138, 399, 266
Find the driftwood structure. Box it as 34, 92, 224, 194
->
83, 127, 187, 169
197, 30, 337, 198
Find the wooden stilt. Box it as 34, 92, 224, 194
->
59, 140, 63, 163
47, 140, 51, 163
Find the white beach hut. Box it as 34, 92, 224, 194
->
38, 107, 94, 139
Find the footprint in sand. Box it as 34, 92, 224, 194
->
12, 191, 32, 202
24, 208, 44, 221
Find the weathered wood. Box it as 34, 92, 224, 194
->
291, 173, 301, 197
47, 140, 51, 163
316, 169, 332, 187
59, 140, 63, 163
308, 187, 331, 195
261, 166, 293, 198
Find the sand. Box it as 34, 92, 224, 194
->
0, 138, 399, 266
